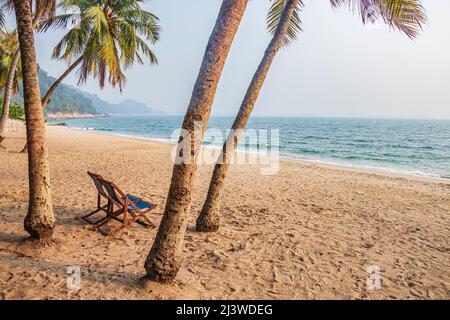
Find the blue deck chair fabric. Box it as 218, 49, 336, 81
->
124, 194, 155, 210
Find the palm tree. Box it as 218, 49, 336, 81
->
13, 0, 58, 242
144, 0, 249, 283
0, 0, 55, 146
0, 30, 20, 90
38, 0, 160, 109
0, 49, 20, 146
0, 29, 21, 146
196, 0, 427, 232
16, 0, 159, 153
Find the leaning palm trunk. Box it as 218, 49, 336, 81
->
144, 0, 248, 282
196, 0, 299, 232
0, 49, 20, 146
14, 0, 55, 240
41, 57, 83, 109
18, 56, 84, 153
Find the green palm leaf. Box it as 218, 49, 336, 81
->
267, 0, 304, 46
268, 0, 426, 43
40, 0, 160, 91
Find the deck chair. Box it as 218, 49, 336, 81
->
81, 172, 113, 225
95, 178, 157, 237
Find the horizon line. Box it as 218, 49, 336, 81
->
117, 114, 450, 121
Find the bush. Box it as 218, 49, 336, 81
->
0, 97, 25, 121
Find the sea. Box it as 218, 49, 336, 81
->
49, 115, 450, 180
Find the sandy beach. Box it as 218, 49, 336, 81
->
0, 125, 449, 300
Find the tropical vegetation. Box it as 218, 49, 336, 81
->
0, 97, 24, 120
0, 28, 21, 142
0, 0, 160, 242
0, 0, 56, 146
38, 0, 160, 108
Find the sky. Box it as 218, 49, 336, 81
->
22, 1, 450, 118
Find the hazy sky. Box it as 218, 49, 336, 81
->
29, 0, 450, 118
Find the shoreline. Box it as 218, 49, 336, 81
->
53, 124, 450, 184
46, 112, 110, 120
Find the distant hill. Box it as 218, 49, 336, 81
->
13, 68, 165, 116
79, 92, 165, 115
13, 68, 98, 115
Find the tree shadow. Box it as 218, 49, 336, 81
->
0, 201, 160, 296
0, 231, 25, 244
0, 204, 103, 227
186, 226, 203, 234
53, 206, 95, 226
0, 254, 143, 288
0, 205, 25, 224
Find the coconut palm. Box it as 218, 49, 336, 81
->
0, 2, 19, 146
0, 0, 56, 146
0, 29, 21, 146
15, 0, 159, 154
144, 0, 249, 283
38, 0, 160, 109
12, 0, 58, 242
0, 53, 20, 146
195, 0, 427, 232
0, 30, 20, 90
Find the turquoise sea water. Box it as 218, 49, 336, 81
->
51, 116, 450, 179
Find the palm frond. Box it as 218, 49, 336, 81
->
41, 0, 160, 90
0, 27, 21, 92
331, 0, 426, 38
267, 0, 304, 46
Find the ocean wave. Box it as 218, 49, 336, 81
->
300, 158, 442, 179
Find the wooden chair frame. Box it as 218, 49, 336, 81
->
94, 178, 157, 237
81, 172, 113, 225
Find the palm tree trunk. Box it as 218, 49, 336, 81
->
0, 49, 21, 145
41, 56, 83, 109
14, 0, 55, 241
144, 0, 248, 283
196, 0, 299, 232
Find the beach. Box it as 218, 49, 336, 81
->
0, 126, 449, 299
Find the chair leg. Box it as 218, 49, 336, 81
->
109, 215, 141, 237
93, 213, 112, 227
138, 211, 157, 228
81, 207, 101, 220
135, 219, 152, 228
95, 205, 157, 236
95, 207, 123, 228
81, 204, 109, 225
